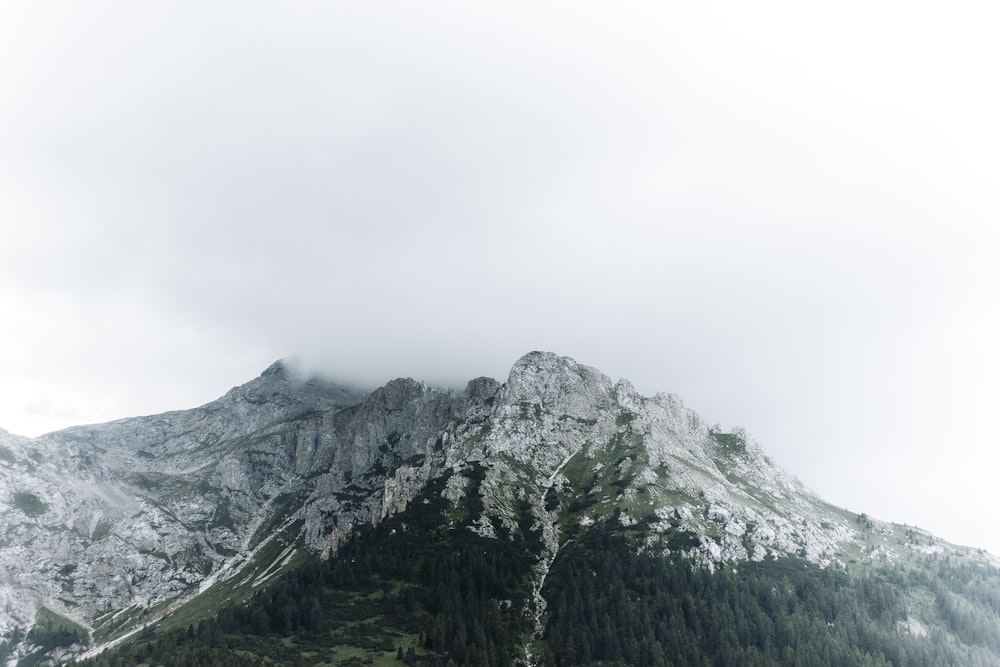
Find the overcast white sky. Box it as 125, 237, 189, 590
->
1, 1, 998, 554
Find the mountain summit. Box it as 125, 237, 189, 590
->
2, 353, 998, 666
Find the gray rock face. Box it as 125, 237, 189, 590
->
0, 362, 368, 659
0, 352, 992, 664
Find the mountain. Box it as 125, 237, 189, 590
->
2, 352, 998, 666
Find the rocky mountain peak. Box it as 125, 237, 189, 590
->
219, 359, 365, 411
463, 376, 501, 402
260, 359, 292, 377
359, 377, 428, 412
503, 351, 615, 419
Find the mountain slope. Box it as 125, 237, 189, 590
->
72, 455, 1000, 666
1, 362, 367, 661
2, 352, 998, 666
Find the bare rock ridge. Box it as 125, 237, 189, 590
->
1, 351, 994, 664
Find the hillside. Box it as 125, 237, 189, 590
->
2, 352, 999, 666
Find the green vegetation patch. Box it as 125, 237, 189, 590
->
541, 523, 1000, 667
12, 491, 48, 517
615, 412, 638, 426
517, 401, 543, 421
19, 606, 88, 664
464, 422, 493, 447
92, 604, 154, 644
0, 445, 16, 464
249, 492, 307, 548
554, 438, 658, 539
711, 430, 747, 456
90, 519, 113, 542
208, 498, 236, 532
